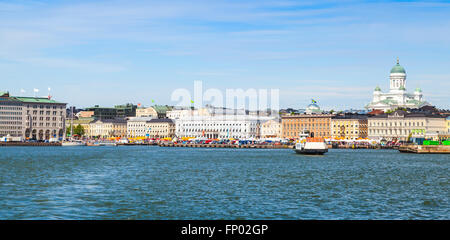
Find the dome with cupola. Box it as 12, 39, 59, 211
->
305, 102, 322, 114
390, 58, 406, 74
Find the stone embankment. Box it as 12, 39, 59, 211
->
0, 142, 61, 146
399, 145, 450, 154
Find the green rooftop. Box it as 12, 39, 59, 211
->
12, 96, 65, 104
152, 105, 173, 114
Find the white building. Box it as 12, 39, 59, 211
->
175, 115, 273, 139
127, 117, 154, 137
127, 117, 175, 138
366, 58, 431, 112
368, 110, 446, 141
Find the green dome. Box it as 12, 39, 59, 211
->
415, 87, 422, 92
374, 86, 381, 91
390, 63, 406, 74
390, 58, 406, 74
399, 86, 406, 90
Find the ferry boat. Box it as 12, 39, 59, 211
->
294, 130, 328, 155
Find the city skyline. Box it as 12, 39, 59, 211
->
1, 0, 449, 110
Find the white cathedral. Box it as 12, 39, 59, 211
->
366, 58, 431, 112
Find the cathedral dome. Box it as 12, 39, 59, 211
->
390, 58, 406, 74
306, 103, 322, 114
307, 103, 320, 110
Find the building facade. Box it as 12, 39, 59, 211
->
331, 114, 368, 140
260, 119, 282, 138
175, 115, 267, 139
90, 118, 127, 138
127, 117, 154, 137
368, 110, 446, 141
65, 117, 95, 137
282, 114, 334, 139
127, 118, 175, 138
366, 58, 431, 111
0, 92, 67, 140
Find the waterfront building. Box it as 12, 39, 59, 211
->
282, 102, 333, 139
65, 117, 95, 137
146, 119, 176, 138
89, 118, 127, 138
282, 113, 334, 139
0, 92, 25, 138
368, 110, 446, 141
0, 92, 66, 140
175, 115, 270, 139
136, 105, 172, 119
127, 117, 154, 137
366, 58, 431, 111
260, 119, 282, 138
331, 114, 368, 140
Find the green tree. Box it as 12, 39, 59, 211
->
74, 124, 85, 136
66, 125, 72, 136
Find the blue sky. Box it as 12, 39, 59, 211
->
0, 0, 449, 110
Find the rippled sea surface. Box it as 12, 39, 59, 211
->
0, 146, 448, 219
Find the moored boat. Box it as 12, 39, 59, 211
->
62, 140, 85, 146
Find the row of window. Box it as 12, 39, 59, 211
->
370, 121, 424, 127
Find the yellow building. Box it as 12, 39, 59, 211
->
260, 119, 282, 138
90, 118, 127, 138
331, 115, 368, 140
146, 119, 175, 138
65, 117, 95, 137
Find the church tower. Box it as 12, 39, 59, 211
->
389, 58, 406, 92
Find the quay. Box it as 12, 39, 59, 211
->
159, 143, 293, 149
399, 145, 450, 154
117, 143, 158, 146
0, 142, 61, 147
330, 144, 398, 150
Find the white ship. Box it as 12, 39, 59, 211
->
294, 131, 328, 155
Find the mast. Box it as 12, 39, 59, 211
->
70, 106, 74, 140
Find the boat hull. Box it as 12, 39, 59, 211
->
61, 142, 85, 146
294, 148, 328, 155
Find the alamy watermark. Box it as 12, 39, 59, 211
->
170, 81, 280, 118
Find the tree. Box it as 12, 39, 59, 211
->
74, 124, 85, 136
